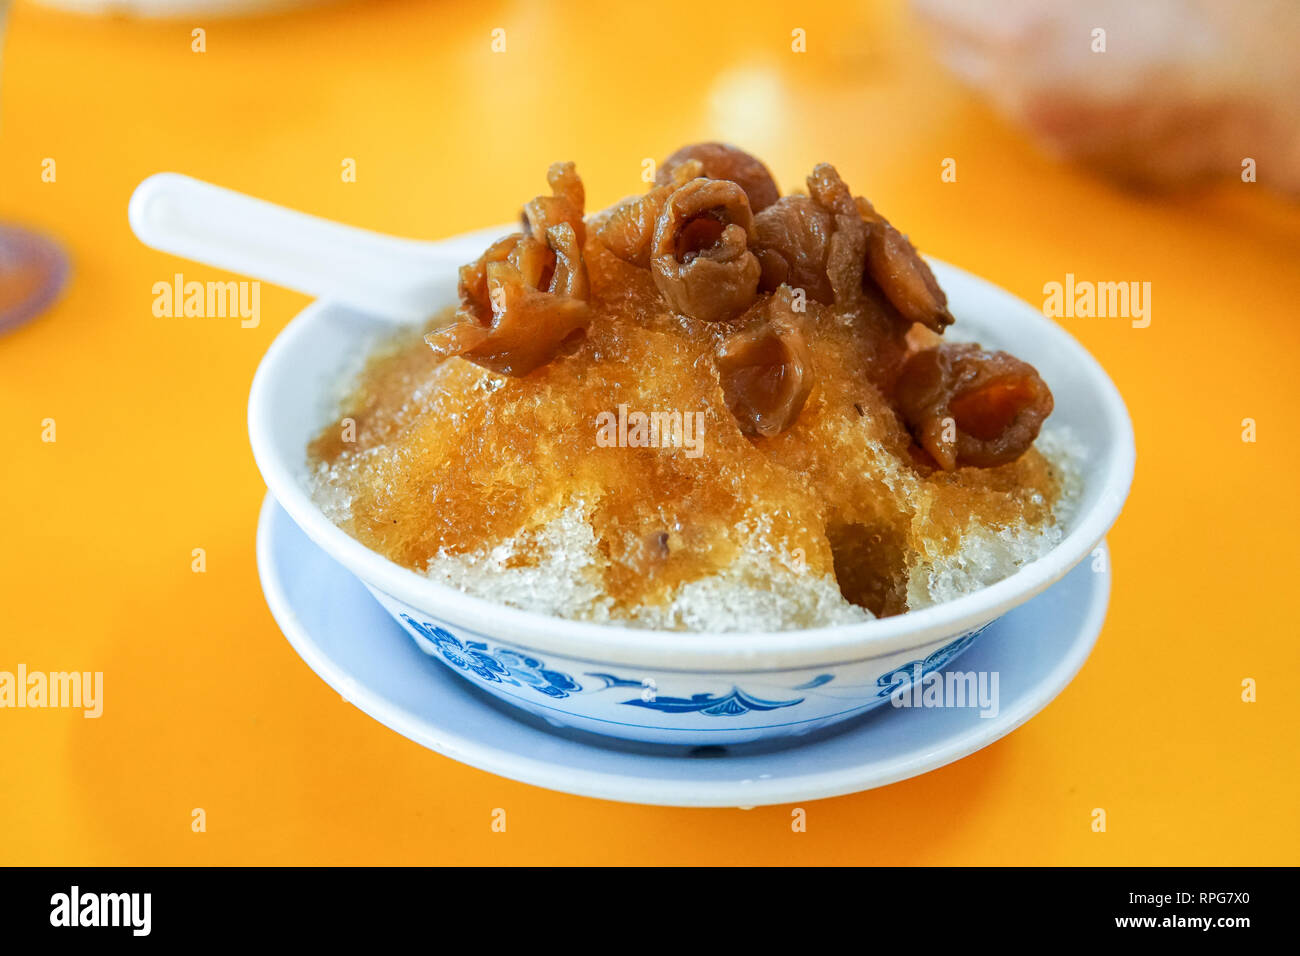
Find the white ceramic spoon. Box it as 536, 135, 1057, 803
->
129, 173, 500, 322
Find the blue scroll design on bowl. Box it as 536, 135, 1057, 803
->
874, 626, 988, 698
621, 687, 805, 717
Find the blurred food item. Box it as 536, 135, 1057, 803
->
0, 225, 69, 335
912, 0, 1300, 195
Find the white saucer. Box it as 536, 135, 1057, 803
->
256, 494, 1110, 807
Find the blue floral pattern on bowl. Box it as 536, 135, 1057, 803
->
400, 616, 805, 714
389, 606, 992, 742
400, 614, 581, 699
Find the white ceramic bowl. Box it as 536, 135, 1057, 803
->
248, 229, 1135, 745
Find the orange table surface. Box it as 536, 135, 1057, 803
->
1, 0, 1298, 865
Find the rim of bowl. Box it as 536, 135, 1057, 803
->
248, 256, 1136, 670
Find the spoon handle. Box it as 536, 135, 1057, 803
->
129, 173, 452, 322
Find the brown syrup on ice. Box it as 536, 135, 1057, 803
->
309, 146, 1060, 620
